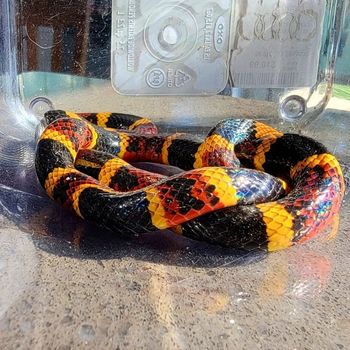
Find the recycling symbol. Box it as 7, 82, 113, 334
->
174, 69, 192, 87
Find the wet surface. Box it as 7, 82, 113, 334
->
0, 107, 349, 349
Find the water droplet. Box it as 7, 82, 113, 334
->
79, 324, 95, 342
61, 315, 73, 324
20, 320, 32, 333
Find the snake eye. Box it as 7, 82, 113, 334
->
132, 123, 158, 135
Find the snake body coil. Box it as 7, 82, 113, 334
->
35, 111, 345, 252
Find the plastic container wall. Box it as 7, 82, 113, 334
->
1, 1, 344, 125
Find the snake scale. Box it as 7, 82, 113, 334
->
35, 111, 345, 252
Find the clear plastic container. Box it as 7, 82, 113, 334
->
0, 0, 348, 218
0, 1, 345, 122
0, 1, 347, 202
0, 1, 350, 349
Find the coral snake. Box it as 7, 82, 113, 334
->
35, 111, 345, 252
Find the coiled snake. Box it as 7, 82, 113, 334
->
35, 111, 345, 252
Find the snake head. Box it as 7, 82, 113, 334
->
44, 110, 79, 125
